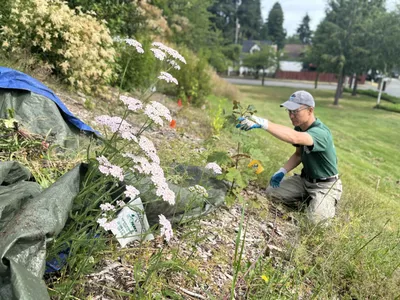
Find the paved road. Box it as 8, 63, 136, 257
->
225, 77, 400, 98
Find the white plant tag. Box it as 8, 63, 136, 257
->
110, 197, 154, 247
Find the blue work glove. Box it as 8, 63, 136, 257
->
235, 115, 269, 131
269, 167, 287, 188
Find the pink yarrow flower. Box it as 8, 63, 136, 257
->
95, 115, 138, 142
158, 71, 178, 85
159, 214, 173, 242
144, 101, 172, 126
124, 185, 140, 199
96, 156, 124, 181
120, 95, 143, 112
138, 136, 160, 164
100, 202, 116, 211
123, 153, 153, 175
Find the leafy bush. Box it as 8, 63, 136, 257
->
0, 0, 115, 93
66, 0, 147, 37
344, 88, 400, 104
376, 103, 400, 113
113, 38, 160, 92
167, 47, 212, 107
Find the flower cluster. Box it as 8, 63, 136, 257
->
0, 0, 115, 93
151, 42, 186, 64
159, 214, 173, 242
124, 185, 140, 200
95, 115, 138, 142
120, 95, 143, 112
97, 156, 124, 181
205, 162, 223, 175
158, 71, 178, 85
188, 185, 209, 198
144, 101, 172, 126
138, 136, 160, 164
123, 153, 176, 205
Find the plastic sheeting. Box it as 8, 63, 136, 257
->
0, 162, 85, 300
0, 67, 98, 135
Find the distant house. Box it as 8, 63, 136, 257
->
228, 40, 277, 76
283, 44, 307, 61
241, 40, 276, 54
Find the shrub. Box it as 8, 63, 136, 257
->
113, 38, 160, 92
0, 0, 115, 93
167, 46, 212, 107
344, 88, 400, 104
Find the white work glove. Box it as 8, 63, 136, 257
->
236, 115, 269, 131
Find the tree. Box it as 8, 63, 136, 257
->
242, 46, 276, 85
208, 0, 237, 43
312, 0, 386, 105
237, 0, 263, 40
265, 2, 286, 50
297, 14, 312, 45
66, 0, 146, 36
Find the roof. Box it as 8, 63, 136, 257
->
284, 44, 306, 59
242, 40, 274, 53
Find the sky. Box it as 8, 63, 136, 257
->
260, 0, 399, 36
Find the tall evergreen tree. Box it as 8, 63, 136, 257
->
265, 2, 286, 50
208, 0, 238, 43
297, 13, 312, 44
237, 0, 263, 40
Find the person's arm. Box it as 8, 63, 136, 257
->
267, 121, 313, 146
237, 116, 313, 146
283, 146, 302, 172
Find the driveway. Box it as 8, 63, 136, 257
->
225, 77, 400, 98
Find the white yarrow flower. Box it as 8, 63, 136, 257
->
150, 48, 166, 61
205, 162, 222, 175
158, 71, 178, 85
159, 214, 173, 242
152, 42, 186, 64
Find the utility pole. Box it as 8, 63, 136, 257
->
234, 0, 241, 44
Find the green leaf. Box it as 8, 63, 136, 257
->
207, 151, 232, 166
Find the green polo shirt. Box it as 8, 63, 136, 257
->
294, 119, 338, 179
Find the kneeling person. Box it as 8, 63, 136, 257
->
236, 90, 342, 223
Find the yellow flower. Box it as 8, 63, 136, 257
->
248, 160, 264, 174
2, 40, 9, 48
261, 275, 269, 283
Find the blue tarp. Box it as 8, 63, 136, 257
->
0, 67, 98, 135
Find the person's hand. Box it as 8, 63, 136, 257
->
236, 115, 268, 131
269, 167, 287, 188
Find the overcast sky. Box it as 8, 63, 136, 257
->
260, 0, 399, 36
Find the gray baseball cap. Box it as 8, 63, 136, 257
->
280, 90, 315, 110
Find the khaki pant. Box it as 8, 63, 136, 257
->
265, 174, 343, 223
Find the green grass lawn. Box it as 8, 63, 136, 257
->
209, 85, 400, 298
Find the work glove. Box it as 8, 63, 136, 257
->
269, 167, 287, 188
236, 115, 269, 131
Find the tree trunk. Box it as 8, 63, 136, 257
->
352, 74, 358, 96
314, 72, 320, 89
349, 74, 354, 88
339, 68, 346, 98
334, 67, 344, 105
262, 67, 265, 86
